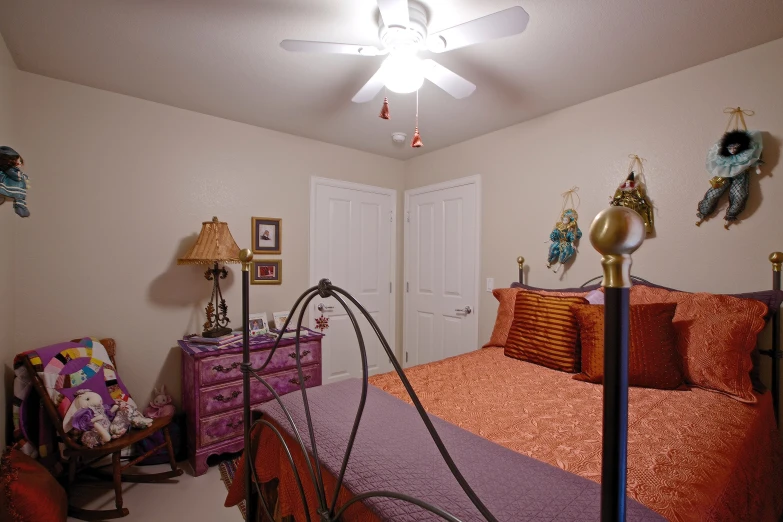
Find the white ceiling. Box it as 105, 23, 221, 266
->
1, 0, 782, 159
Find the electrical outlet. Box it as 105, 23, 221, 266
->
486, 278, 494, 292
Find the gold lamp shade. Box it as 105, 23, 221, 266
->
177, 216, 240, 265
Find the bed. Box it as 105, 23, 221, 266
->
225, 208, 783, 522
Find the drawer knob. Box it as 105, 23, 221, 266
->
213, 390, 241, 403
225, 419, 243, 429
213, 362, 240, 373
289, 375, 312, 386
288, 350, 311, 360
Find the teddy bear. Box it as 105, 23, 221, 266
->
144, 385, 176, 419
66, 390, 114, 448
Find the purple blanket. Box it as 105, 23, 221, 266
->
259, 378, 664, 521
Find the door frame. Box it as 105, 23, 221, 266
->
309, 176, 398, 365
403, 175, 482, 368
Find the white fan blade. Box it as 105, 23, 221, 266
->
426, 6, 530, 53
352, 66, 386, 103
281, 40, 384, 56
422, 59, 476, 99
377, 0, 410, 29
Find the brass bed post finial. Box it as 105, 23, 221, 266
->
239, 248, 253, 272
517, 256, 525, 269
589, 206, 646, 288
771, 252, 783, 273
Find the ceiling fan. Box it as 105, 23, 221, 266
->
280, 0, 530, 103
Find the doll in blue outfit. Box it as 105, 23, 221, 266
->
547, 208, 581, 273
0, 146, 30, 217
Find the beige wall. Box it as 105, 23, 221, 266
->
0, 33, 18, 449
405, 39, 783, 355
11, 72, 405, 409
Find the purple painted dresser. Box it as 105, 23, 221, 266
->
179, 330, 323, 476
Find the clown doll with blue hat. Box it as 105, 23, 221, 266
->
0, 146, 30, 217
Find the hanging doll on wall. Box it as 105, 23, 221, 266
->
546, 187, 582, 273
0, 146, 30, 218
610, 154, 655, 236
696, 107, 763, 230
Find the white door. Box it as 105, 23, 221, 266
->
310, 178, 396, 384
405, 176, 480, 367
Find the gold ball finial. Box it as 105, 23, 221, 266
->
771, 252, 783, 272
590, 206, 645, 288
517, 256, 525, 269
239, 248, 253, 271
589, 206, 645, 256
212, 216, 219, 223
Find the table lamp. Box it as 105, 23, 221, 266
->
178, 216, 240, 337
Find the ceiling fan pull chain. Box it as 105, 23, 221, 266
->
379, 88, 390, 120
411, 90, 423, 148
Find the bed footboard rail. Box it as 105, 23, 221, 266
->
237, 251, 499, 522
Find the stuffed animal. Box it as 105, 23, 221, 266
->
0, 146, 30, 218
110, 400, 153, 439
67, 390, 113, 448
144, 385, 176, 419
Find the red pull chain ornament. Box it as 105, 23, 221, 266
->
411, 90, 423, 148
411, 127, 422, 148
379, 96, 390, 120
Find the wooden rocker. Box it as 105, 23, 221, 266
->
23, 338, 184, 520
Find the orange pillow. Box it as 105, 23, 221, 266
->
484, 287, 592, 349
629, 285, 767, 402
572, 302, 685, 389
504, 291, 587, 372
484, 288, 519, 348
0, 447, 68, 522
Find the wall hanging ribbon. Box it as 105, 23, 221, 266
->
696, 107, 763, 229
723, 106, 754, 133
546, 187, 582, 273
610, 154, 655, 236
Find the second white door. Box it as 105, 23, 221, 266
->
404, 176, 480, 367
310, 178, 396, 384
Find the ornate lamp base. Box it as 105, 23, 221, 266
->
202, 326, 232, 338
202, 262, 233, 338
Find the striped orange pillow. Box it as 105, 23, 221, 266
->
504, 291, 588, 372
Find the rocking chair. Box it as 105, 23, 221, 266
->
23, 338, 183, 520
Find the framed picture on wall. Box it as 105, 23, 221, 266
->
252, 217, 281, 254
251, 259, 282, 285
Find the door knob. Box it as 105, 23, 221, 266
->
317, 304, 334, 313
455, 306, 472, 315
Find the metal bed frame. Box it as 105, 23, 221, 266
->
235, 206, 782, 522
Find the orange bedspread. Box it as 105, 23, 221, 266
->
369, 348, 783, 522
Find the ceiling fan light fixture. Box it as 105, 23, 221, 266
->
382, 52, 424, 94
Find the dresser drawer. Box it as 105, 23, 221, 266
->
199, 341, 321, 386
200, 409, 245, 447
199, 364, 321, 417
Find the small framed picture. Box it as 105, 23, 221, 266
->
252, 217, 281, 255
251, 260, 282, 285
273, 311, 290, 330
248, 313, 269, 336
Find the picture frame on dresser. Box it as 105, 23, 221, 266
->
178, 328, 323, 476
